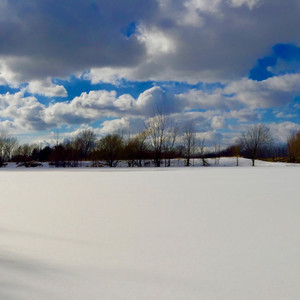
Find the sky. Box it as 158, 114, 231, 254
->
0, 0, 300, 146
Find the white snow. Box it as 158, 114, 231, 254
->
0, 159, 300, 299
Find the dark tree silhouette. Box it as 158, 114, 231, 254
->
74, 129, 97, 160
97, 133, 123, 167
239, 124, 273, 166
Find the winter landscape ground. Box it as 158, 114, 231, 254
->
0, 158, 300, 300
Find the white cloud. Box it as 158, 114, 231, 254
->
227, 109, 261, 122
0, 75, 299, 147
98, 118, 130, 135
211, 116, 225, 129
137, 25, 176, 57
275, 112, 297, 119
178, 89, 241, 110
195, 130, 224, 146
114, 94, 135, 110
0, 92, 49, 131
0, 120, 16, 131
83, 67, 131, 85
268, 121, 300, 143
44, 90, 120, 125
229, 0, 261, 9
135, 86, 182, 114
0, 59, 22, 87
25, 78, 67, 97
224, 74, 300, 108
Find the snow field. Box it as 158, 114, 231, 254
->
0, 165, 300, 299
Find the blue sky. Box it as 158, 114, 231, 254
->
0, 0, 300, 145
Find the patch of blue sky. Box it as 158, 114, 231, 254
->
258, 107, 300, 125
273, 43, 300, 62
90, 117, 116, 128
294, 96, 300, 104
261, 108, 279, 121
157, 81, 224, 94
249, 43, 300, 81
272, 101, 300, 123
53, 76, 154, 100
52, 76, 112, 100
23, 92, 57, 106
0, 85, 21, 95
121, 21, 138, 38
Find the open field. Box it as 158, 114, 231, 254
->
0, 162, 300, 299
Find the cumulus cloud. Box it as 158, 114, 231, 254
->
227, 109, 261, 122
44, 90, 121, 125
224, 74, 300, 108
3, 73, 296, 134
0, 59, 22, 87
83, 67, 131, 85
0, 92, 49, 131
195, 130, 224, 147
137, 25, 176, 56
177, 89, 241, 110
0, 73, 299, 145
211, 116, 225, 129
268, 121, 300, 143
25, 78, 67, 97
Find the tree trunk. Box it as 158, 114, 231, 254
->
186, 158, 190, 166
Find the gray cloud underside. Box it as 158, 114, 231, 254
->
0, 0, 300, 83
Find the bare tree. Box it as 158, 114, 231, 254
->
52, 129, 61, 147
73, 129, 97, 160
182, 121, 196, 166
163, 125, 179, 167
0, 131, 18, 163
214, 144, 221, 165
0, 131, 7, 166
199, 137, 209, 166
13, 143, 34, 164
125, 131, 149, 167
0, 131, 19, 166
145, 112, 169, 167
97, 133, 123, 167
239, 124, 273, 166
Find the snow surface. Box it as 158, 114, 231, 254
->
2, 156, 298, 169
0, 159, 300, 299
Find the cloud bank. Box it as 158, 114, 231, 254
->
0, 0, 300, 145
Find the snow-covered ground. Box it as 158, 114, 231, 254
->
1, 157, 298, 169
0, 160, 300, 299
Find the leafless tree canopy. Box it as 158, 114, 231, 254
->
183, 120, 196, 166
239, 124, 273, 166
97, 133, 123, 167
0, 131, 18, 165
145, 113, 169, 167
124, 131, 149, 167
73, 129, 97, 160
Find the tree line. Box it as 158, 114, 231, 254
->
1, 116, 300, 168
